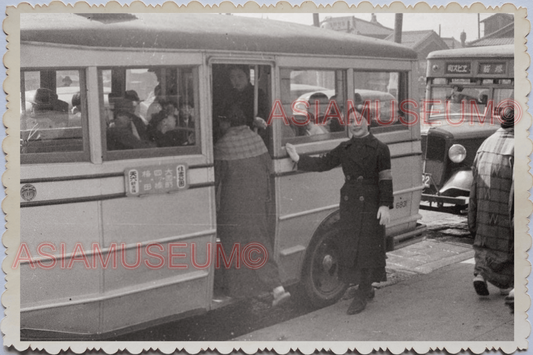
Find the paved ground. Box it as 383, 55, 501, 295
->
236, 247, 514, 342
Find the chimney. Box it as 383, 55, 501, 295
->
371, 13, 377, 23
460, 30, 466, 47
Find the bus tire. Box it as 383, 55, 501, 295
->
301, 227, 348, 308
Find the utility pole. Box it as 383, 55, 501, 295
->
313, 13, 320, 27
477, 13, 481, 39
394, 13, 403, 43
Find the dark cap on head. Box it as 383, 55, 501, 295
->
500, 107, 514, 128
113, 98, 135, 113
221, 104, 248, 127
125, 90, 140, 102
32, 88, 58, 106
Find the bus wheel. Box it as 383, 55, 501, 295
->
301, 228, 348, 308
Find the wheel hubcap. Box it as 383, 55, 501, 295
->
322, 254, 334, 272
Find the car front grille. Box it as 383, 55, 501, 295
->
424, 133, 447, 188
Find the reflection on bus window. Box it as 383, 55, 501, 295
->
101, 66, 199, 156
427, 83, 514, 123
353, 71, 406, 133
281, 69, 346, 143
20, 69, 85, 158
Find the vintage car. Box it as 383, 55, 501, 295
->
421, 112, 499, 213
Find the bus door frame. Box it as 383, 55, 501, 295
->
206, 56, 278, 298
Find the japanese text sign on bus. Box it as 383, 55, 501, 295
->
125, 163, 188, 197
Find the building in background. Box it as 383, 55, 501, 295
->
320, 13, 513, 98
384, 30, 451, 98
320, 14, 393, 39
468, 13, 514, 47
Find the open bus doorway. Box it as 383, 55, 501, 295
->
211, 63, 273, 149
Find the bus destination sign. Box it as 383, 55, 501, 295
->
445, 63, 471, 74
478, 62, 507, 75
125, 163, 188, 197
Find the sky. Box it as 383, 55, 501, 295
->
235, 13, 494, 44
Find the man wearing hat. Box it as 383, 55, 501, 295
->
468, 106, 514, 297
31, 88, 69, 114
112, 97, 149, 141
26, 88, 69, 130
107, 97, 152, 150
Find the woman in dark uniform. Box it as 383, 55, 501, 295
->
286, 109, 393, 315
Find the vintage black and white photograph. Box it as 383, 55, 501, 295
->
1, 3, 530, 354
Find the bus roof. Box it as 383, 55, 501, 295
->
20, 13, 418, 60
427, 44, 514, 60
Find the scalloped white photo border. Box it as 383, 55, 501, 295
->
1, 2, 530, 354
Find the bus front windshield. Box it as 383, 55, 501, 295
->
428, 82, 513, 122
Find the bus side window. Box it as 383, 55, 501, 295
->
281, 68, 347, 144
21, 70, 86, 161
353, 70, 408, 134
102, 66, 201, 160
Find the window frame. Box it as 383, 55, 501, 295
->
20, 68, 90, 164
99, 65, 202, 162
352, 69, 411, 135
279, 67, 349, 146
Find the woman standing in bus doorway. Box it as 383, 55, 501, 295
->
215, 65, 269, 137
468, 108, 514, 297
214, 104, 290, 308
286, 108, 393, 315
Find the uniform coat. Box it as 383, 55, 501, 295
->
298, 133, 393, 283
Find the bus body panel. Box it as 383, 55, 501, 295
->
21, 42, 204, 68
21, 13, 418, 60
100, 189, 214, 247
22, 302, 101, 336
101, 272, 208, 333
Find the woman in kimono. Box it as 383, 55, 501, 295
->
215, 105, 290, 307
468, 108, 514, 296
286, 108, 393, 315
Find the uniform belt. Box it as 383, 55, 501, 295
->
344, 175, 376, 185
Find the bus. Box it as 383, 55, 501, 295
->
17, 12, 424, 338
421, 45, 514, 211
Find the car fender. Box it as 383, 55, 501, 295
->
439, 169, 473, 195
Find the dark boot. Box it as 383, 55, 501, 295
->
347, 291, 367, 315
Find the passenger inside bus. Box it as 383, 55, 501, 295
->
107, 99, 153, 150
145, 84, 163, 124
305, 92, 330, 136
70, 92, 82, 127
146, 100, 189, 147
448, 85, 477, 103
327, 95, 345, 132
28, 88, 69, 129
178, 103, 195, 145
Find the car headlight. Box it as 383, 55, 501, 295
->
448, 144, 467, 163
